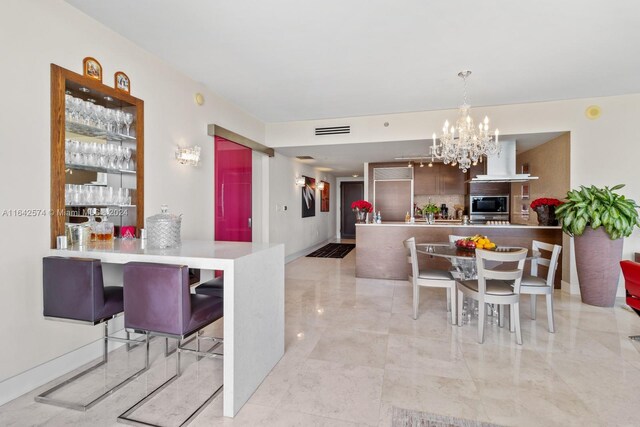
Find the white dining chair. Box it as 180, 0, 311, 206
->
456, 248, 527, 344
404, 237, 457, 324
519, 240, 562, 333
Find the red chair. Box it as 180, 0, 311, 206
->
620, 260, 640, 340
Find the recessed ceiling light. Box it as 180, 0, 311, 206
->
103, 96, 113, 101
352, 174, 359, 177
79, 87, 90, 93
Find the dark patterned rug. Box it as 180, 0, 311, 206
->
392, 407, 502, 427
306, 243, 356, 258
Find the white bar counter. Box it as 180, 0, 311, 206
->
52, 239, 285, 417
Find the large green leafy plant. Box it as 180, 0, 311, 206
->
555, 184, 640, 239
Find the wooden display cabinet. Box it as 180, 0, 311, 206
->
50, 64, 144, 248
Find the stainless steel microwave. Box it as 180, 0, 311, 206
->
469, 195, 509, 215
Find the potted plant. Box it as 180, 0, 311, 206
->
555, 184, 640, 307
530, 197, 564, 226
422, 203, 440, 224
351, 200, 373, 223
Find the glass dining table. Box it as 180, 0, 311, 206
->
416, 243, 540, 325
416, 243, 540, 280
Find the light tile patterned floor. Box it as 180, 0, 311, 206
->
2, 248, 640, 426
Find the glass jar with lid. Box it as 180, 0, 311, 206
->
146, 205, 182, 249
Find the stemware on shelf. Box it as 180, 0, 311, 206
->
123, 112, 133, 136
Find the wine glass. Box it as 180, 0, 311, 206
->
65, 94, 73, 120
70, 97, 83, 122
95, 105, 106, 129
114, 111, 124, 134
123, 112, 133, 136
103, 109, 114, 132
123, 147, 132, 170
115, 146, 124, 169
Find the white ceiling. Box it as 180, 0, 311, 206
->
275, 132, 565, 177
66, 1, 640, 123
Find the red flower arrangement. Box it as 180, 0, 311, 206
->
351, 200, 373, 212
530, 198, 564, 210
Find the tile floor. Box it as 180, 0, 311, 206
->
2, 248, 640, 426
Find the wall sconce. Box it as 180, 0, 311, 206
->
295, 176, 306, 187
175, 145, 201, 166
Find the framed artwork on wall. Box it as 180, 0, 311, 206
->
82, 57, 102, 82
521, 184, 530, 200
320, 182, 330, 212
302, 176, 316, 218
114, 71, 130, 94
522, 162, 530, 174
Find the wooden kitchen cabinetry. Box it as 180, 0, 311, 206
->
413, 163, 465, 196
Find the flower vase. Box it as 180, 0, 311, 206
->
534, 205, 558, 226
354, 209, 367, 224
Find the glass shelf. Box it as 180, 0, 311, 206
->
65, 164, 136, 174
65, 120, 136, 142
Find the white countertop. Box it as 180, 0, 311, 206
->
52, 239, 284, 268
356, 222, 561, 229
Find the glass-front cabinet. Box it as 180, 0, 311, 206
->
50, 64, 144, 248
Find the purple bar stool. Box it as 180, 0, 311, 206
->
36, 257, 146, 411
118, 262, 224, 426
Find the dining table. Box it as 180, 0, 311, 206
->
416, 243, 540, 325
416, 243, 540, 280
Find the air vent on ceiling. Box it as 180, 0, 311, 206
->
315, 125, 350, 136
296, 155, 314, 160
374, 167, 413, 181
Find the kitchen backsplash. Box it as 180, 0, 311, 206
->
415, 195, 465, 211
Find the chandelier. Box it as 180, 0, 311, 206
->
430, 71, 500, 172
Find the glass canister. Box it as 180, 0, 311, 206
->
146, 205, 182, 249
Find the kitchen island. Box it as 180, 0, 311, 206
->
52, 239, 284, 418
356, 222, 563, 285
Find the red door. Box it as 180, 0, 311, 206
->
215, 136, 252, 242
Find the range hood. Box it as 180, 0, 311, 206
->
471, 140, 538, 183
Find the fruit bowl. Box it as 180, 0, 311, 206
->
454, 235, 497, 251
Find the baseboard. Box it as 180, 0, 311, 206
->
0, 317, 126, 406
285, 237, 335, 264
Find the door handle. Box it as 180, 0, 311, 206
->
248, 217, 252, 228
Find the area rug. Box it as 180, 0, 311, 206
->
306, 243, 355, 258
391, 407, 502, 427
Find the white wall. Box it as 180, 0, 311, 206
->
0, 0, 265, 388
266, 93, 640, 294
268, 153, 337, 260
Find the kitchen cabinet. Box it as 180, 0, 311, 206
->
413, 163, 465, 196
413, 164, 439, 194
50, 64, 144, 247
439, 164, 466, 195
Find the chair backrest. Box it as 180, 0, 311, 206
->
42, 256, 106, 322
123, 262, 190, 336
531, 240, 562, 286
621, 260, 640, 299
475, 248, 527, 296
403, 237, 420, 282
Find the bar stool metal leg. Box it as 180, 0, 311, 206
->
35, 320, 148, 412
